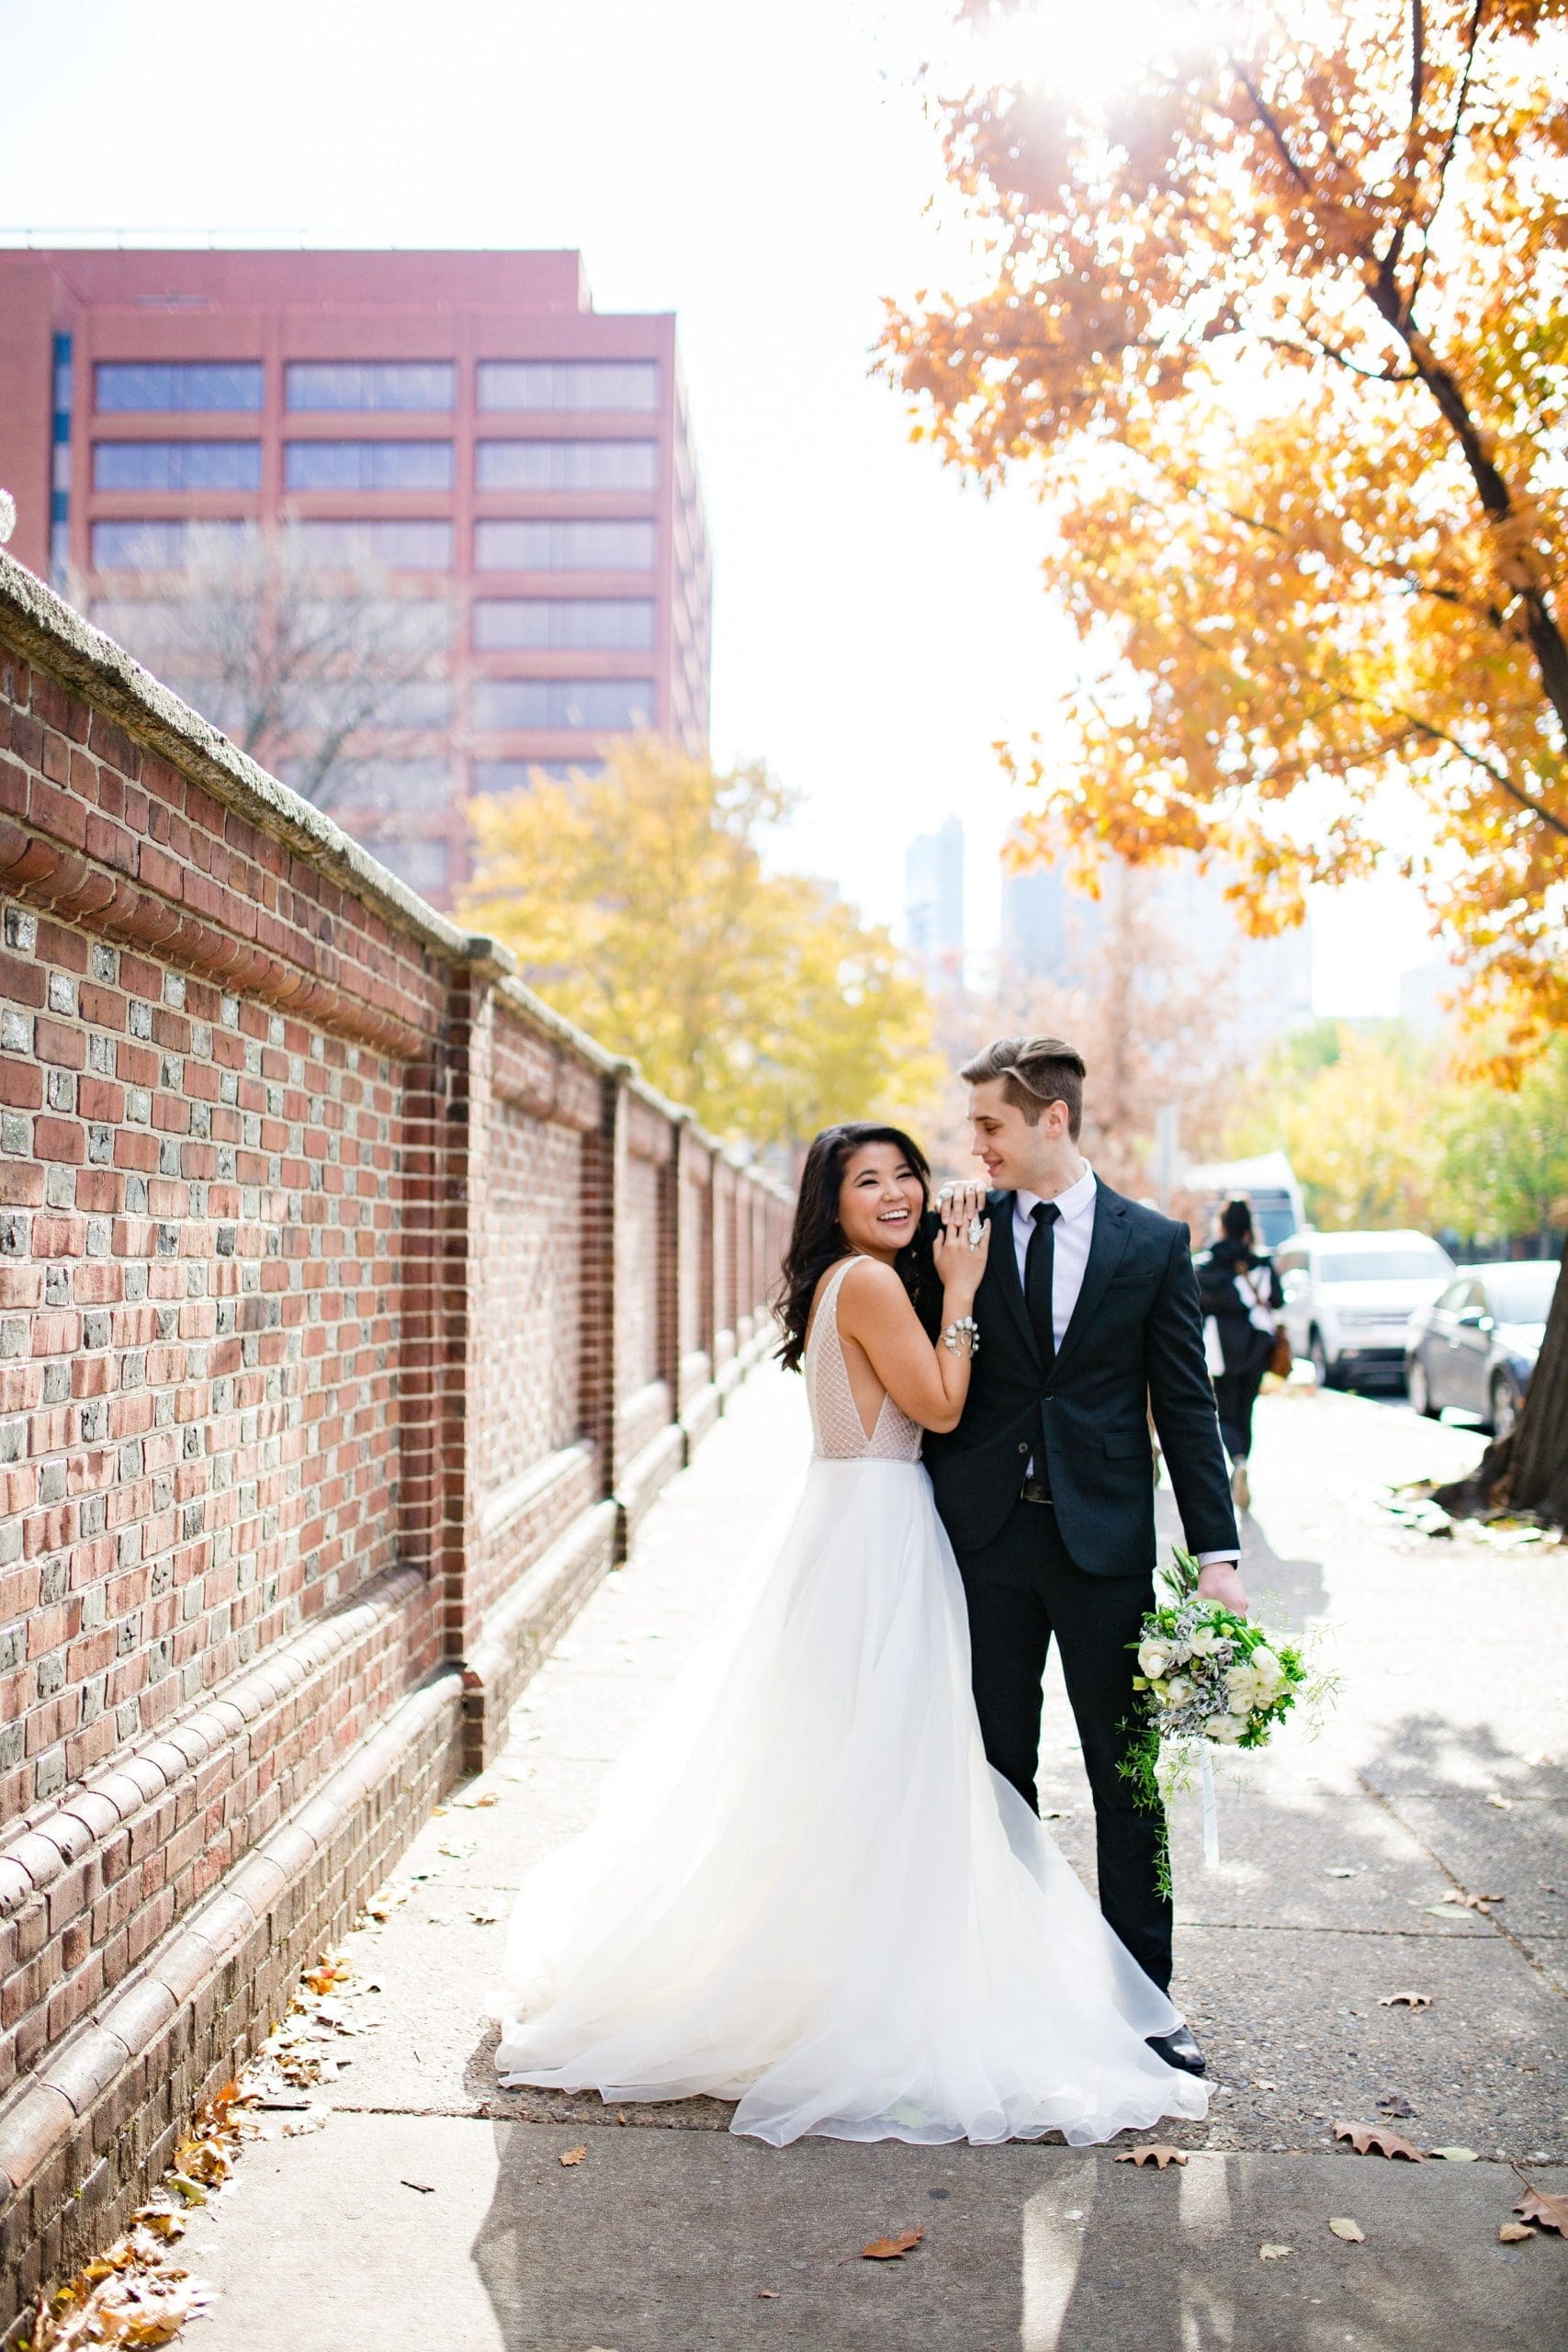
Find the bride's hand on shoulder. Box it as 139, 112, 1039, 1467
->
932, 1188, 990, 1307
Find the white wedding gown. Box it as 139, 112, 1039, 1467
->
495, 1258, 1208, 2146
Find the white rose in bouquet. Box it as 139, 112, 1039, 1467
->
1163, 1676, 1193, 1707
1203, 1714, 1245, 1743
1250, 1645, 1283, 1688
1138, 1639, 1173, 1679
1188, 1625, 1224, 1657
1225, 1664, 1261, 1715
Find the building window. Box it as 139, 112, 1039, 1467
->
280, 757, 452, 812
90, 518, 252, 571
284, 440, 455, 492
366, 837, 451, 896
472, 598, 656, 651
51, 333, 73, 590
476, 361, 658, 413
475, 440, 658, 492
471, 758, 608, 792
298, 595, 454, 650
93, 440, 263, 492
472, 678, 654, 731
294, 519, 453, 571
95, 362, 264, 413
284, 362, 456, 413
473, 518, 655, 572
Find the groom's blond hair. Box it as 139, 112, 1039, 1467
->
961, 1035, 1087, 1139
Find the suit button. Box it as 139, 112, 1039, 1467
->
1043, 1393, 1054, 1403
1018, 1442, 1028, 1454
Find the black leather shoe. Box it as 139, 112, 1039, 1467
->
1147, 2025, 1206, 2076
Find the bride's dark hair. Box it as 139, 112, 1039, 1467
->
774, 1122, 936, 1373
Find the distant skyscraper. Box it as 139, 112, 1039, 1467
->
999, 833, 1107, 983
904, 816, 965, 989
998, 832, 1312, 1046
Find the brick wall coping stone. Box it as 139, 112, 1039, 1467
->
0, 549, 793, 1198
0, 1663, 462, 2205
0, 1560, 425, 1914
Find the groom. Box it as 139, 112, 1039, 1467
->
923, 1035, 1244, 2076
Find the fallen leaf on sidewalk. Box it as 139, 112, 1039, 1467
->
1376, 2094, 1416, 2118
1434, 1890, 1503, 1914
861, 2229, 924, 2259
1258, 2244, 1292, 2261
1498, 2222, 1536, 2243
1114, 2144, 1188, 2168
1334, 2121, 1425, 2160
758, 2289, 780, 2298
1515, 2186, 1568, 2234
400, 2179, 434, 2195
282, 2111, 328, 2137
1378, 1992, 1432, 2008
558, 2146, 588, 2167
1328, 2218, 1366, 2243
1429, 2147, 1481, 2163
1325, 1867, 1357, 1879
1486, 1793, 1514, 1810
468, 1907, 501, 1925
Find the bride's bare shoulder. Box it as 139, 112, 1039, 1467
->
835, 1256, 913, 1325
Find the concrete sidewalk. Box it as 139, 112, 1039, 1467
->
181, 1370, 1567, 2349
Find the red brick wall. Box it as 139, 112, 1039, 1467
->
0, 552, 789, 2329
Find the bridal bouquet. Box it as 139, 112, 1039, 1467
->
1124, 1548, 1317, 1877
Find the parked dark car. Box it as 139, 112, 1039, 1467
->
1404, 1260, 1560, 1435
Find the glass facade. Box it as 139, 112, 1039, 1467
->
285, 440, 454, 492
472, 597, 655, 651
476, 361, 658, 413
94, 440, 263, 492
472, 678, 654, 730
475, 439, 657, 492
367, 837, 451, 894
91, 518, 252, 571
473, 518, 655, 571
294, 518, 453, 570
471, 758, 607, 792
298, 596, 454, 650
285, 362, 455, 412
50, 333, 73, 589
281, 757, 451, 812
95, 362, 264, 413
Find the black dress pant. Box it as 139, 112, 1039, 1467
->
957, 1495, 1171, 1994
1212, 1366, 1263, 1463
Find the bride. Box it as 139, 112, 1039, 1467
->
494, 1122, 1206, 2146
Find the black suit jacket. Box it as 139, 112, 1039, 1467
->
923, 1183, 1239, 1575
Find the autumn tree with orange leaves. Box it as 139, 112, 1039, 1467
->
880, 0, 1568, 1520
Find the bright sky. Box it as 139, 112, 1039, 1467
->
0, 0, 1435, 1016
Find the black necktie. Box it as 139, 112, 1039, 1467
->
1025, 1201, 1061, 1369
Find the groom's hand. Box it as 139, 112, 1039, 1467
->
1197, 1558, 1249, 1617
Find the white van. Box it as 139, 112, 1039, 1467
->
1276, 1229, 1456, 1389
1184, 1152, 1305, 1250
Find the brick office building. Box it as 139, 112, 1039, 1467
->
0, 247, 713, 905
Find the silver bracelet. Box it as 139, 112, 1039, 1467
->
942, 1316, 979, 1357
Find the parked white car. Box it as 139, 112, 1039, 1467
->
1276, 1229, 1456, 1390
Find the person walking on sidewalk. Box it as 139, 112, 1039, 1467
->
1196, 1198, 1285, 1514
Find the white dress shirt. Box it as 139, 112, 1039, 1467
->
1007, 1164, 1239, 1567
1012, 1161, 1098, 1350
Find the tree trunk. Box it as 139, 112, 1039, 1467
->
1433, 1255, 1568, 1526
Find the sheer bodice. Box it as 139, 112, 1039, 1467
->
805, 1258, 923, 1463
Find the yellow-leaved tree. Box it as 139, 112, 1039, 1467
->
459, 739, 939, 1155
879, 0, 1568, 1520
